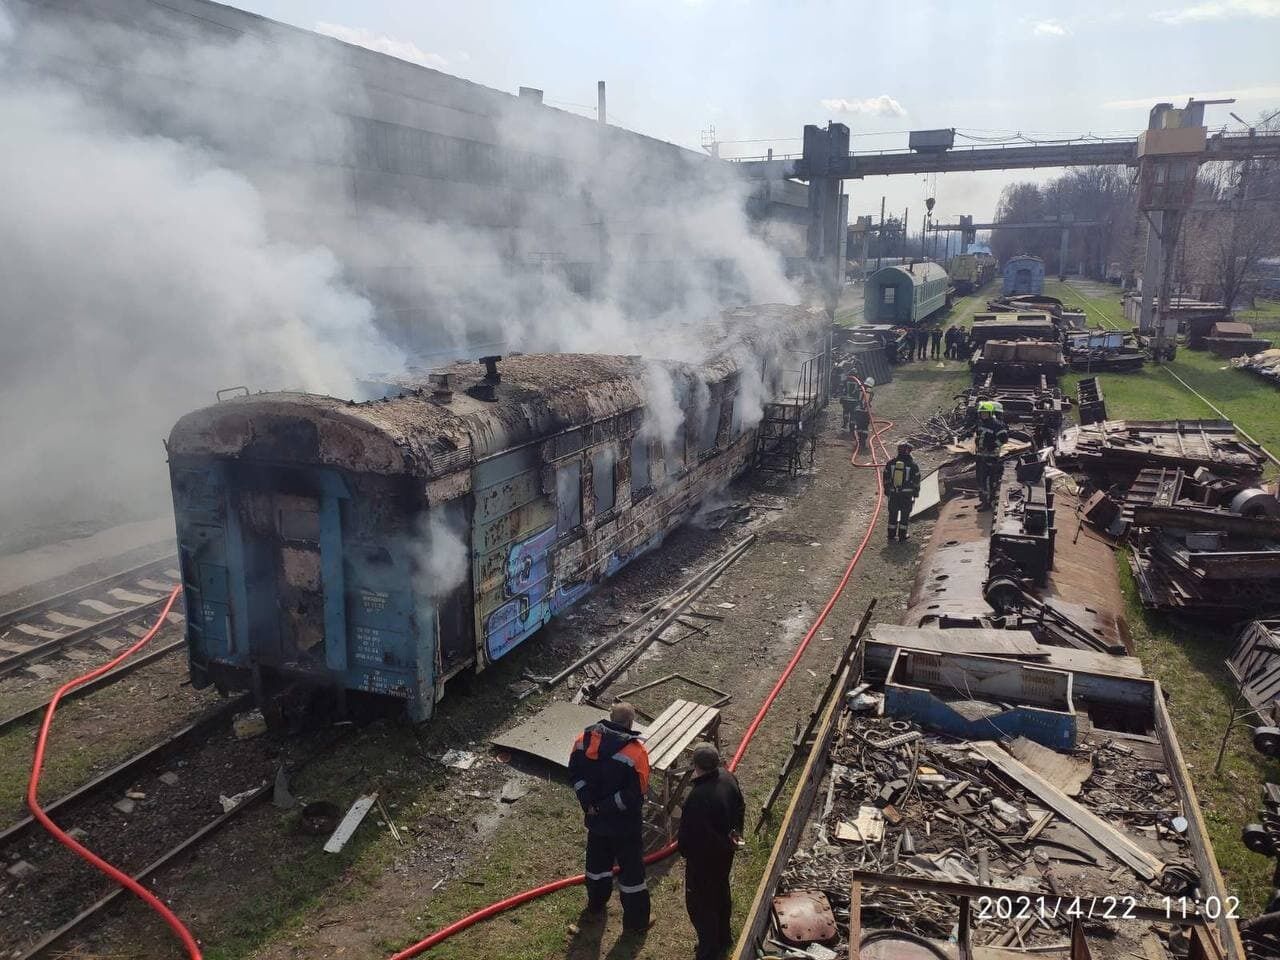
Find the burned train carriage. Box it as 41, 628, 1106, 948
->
167, 312, 826, 721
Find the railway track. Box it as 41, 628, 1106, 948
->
0, 554, 184, 683
2, 693, 345, 959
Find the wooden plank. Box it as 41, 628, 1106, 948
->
730, 651, 858, 960
968, 741, 1162, 880
324, 792, 378, 854
643, 700, 701, 768
1154, 685, 1246, 960
1006, 737, 1091, 796
650, 706, 718, 770
647, 701, 707, 766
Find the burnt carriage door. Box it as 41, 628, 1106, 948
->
225, 463, 349, 673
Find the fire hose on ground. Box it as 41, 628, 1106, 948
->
25, 382, 895, 960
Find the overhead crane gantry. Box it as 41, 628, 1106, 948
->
747, 108, 1280, 338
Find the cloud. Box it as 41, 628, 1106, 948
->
820, 95, 907, 118
1151, 0, 1280, 24
1031, 18, 1071, 35
1102, 85, 1280, 109
314, 21, 448, 69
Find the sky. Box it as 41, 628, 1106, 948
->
238, 0, 1280, 229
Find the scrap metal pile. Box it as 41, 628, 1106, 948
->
775, 713, 1197, 955
738, 320, 1275, 960
1062, 422, 1278, 617
1231, 348, 1280, 387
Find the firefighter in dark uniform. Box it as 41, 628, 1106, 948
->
929, 326, 943, 359
915, 326, 929, 361
972, 401, 1009, 510
678, 744, 745, 960
839, 374, 862, 432
851, 378, 874, 453
882, 441, 922, 542
568, 702, 651, 932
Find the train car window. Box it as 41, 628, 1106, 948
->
556, 461, 582, 532
591, 447, 616, 514
555, 428, 584, 460
698, 400, 722, 452
882, 287, 895, 304
665, 422, 687, 478
729, 397, 743, 439
630, 432, 651, 497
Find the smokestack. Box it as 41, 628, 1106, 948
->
518, 86, 544, 104
597, 81, 606, 126
428, 372, 453, 404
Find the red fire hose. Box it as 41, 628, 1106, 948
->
390, 385, 894, 959
26, 584, 201, 959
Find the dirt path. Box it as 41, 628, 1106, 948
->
64, 360, 968, 960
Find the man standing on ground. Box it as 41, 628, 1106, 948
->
930, 326, 943, 359
972, 401, 1009, 511
944, 326, 958, 360
678, 744, 745, 960
851, 379, 874, 454
915, 326, 929, 361
882, 441, 922, 542
568, 702, 651, 933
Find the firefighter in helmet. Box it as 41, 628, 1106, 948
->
972, 400, 1009, 510
882, 441, 921, 542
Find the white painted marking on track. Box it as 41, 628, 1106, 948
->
80, 599, 126, 615
14, 622, 66, 640
45, 612, 96, 629
109, 588, 162, 604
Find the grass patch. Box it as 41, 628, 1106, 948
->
1046, 277, 1280, 909
1118, 558, 1280, 912
1050, 279, 1279, 476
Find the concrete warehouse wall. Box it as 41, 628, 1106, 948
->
9, 0, 808, 355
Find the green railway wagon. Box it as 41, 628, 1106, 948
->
864, 261, 950, 325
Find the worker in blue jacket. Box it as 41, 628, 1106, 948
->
568, 702, 652, 932
882, 442, 922, 542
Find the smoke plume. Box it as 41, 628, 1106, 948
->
0, 2, 800, 548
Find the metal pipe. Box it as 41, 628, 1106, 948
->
542, 534, 755, 691
580, 534, 756, 697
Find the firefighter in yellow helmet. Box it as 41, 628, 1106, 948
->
972, 400, 1009, 510
882, 441, 922, 542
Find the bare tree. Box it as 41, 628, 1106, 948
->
1182, 110, 1280, 307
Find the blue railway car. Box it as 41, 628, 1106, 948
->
166, 307, 827, 721
1002, 255, 1046, 296
863, 261, 950, 325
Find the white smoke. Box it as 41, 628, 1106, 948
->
0, 2, 802, 545
408, 510, 469, 601
0, 78, 397, 541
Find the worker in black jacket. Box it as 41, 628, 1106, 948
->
881, 441, 922, 542
678, 744, 745, 960
972, 401, 1009, 510
929, 326, 943, 359
568, 702, 651, 932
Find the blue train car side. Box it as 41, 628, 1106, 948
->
1002, 255, 1046, 296
863, 261, 950, 325
166, 308, 827, 721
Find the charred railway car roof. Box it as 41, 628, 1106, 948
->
168, 304, 825, 480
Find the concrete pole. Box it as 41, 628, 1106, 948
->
903, 207, 908, 258
1139, 212, 1162, 334
1058, 227, 1069, 278
877, 196, 885, 270
597, 81, 606, 125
